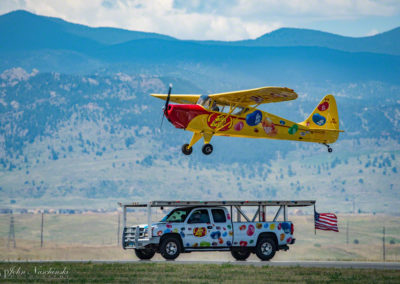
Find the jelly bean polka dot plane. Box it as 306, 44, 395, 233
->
151, 86, 344, 155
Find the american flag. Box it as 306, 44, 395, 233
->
314, 211, 339, 232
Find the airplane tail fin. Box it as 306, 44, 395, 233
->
299, 94, 340, 130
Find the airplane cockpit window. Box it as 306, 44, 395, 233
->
197, 95, 211, 108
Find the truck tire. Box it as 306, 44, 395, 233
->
135, 248, 155, 260
255, 237, 276, 261
160, 237, 181, 260
231, 248, 251, 261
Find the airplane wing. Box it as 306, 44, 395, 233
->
151, 94, 201, 105
208, 87, 298, 106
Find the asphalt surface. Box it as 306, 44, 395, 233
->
4, 260, 400, 270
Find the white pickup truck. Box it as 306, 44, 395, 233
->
120, 200, 315, 261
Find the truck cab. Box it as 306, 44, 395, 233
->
121, 200, 314, 261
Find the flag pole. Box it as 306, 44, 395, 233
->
314, 203, 316, 235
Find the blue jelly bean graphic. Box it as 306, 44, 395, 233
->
211, 231, 221, 239
186, 243, 190, 247
281, 222, 291, 234
312, 113, 326, 126
227, 241, 232, 246
280, 120, 285, 125
222, 232, 228, 237
246, 110, 262, 126
164, 229, 171, 233
180, 231, 185, 238
264, 223, 269, 228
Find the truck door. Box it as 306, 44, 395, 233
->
184, 208, 214, 248
210, 208, 233, 247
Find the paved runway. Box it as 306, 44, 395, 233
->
5, 260, 400, 270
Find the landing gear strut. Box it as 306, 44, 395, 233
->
202, 144, 213, 155
182, 144, 193, 155
323, 143, 333, 153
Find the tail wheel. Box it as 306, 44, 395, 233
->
134, 248, 155, 260
328, 147, 333, 153
160, 237, 181, 260
255, 237, 276, 261
182, 144, 193, 155
202, 144, 213, 155
230, 248, 251, 261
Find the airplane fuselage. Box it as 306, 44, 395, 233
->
165, 104, 339, 144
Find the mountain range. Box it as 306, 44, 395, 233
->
0, 10, 399, 212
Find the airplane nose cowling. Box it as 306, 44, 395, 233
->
166, 104, 209, 129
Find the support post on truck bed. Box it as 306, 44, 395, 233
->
235, 206, 250, 222
147, 202, 152, 234
284, 205, 287, 221
123, 205, 126, 229
273, 205, 282, 221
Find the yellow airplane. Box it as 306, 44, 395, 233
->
152, 86, 344, 155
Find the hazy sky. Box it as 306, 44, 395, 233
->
1, 0, 399, 40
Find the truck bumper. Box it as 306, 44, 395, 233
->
123, 237, 160, 249
123, 226, 160, 249
278, 238, 295, 251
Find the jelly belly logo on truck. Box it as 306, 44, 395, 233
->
194, 227, 207, 237
207, 114, 233, 131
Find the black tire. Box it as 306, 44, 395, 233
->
230, 248, 251, 261
135, 248, 155, 260
182, 144, 193, 155
255, 237, 276, 261
160, 237, 181, 260
328, 147, 333, 153
202, 144, 213, 155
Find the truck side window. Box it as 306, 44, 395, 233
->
161, 208, 191, 223
187, 209, 210, 224
212, 209, 226, 223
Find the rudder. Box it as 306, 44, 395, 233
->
299, 95, 339, 130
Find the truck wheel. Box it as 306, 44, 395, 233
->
160, 237, 181, 260
255, 237, 276, 261
231, 249, 251, 261
135, 248, 155, 260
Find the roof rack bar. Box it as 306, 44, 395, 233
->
119, 200, 316, 208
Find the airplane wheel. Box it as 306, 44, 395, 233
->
202, 144, 213, 155
182, 144, 193, 155
328, 147, 333, 153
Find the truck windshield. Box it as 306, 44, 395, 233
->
161, 207, 192, 223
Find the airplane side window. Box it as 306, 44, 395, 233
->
232, 107, 244, 115
211, 101, 219, 112
232, 107, 249, 115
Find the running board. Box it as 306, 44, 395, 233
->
185, 248, 231, 252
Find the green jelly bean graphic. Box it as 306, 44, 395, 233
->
200, 241, 211, 247
288, 124, 298, 135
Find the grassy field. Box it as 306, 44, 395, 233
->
0, 213, 399, 262
0, 262, 399, 283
